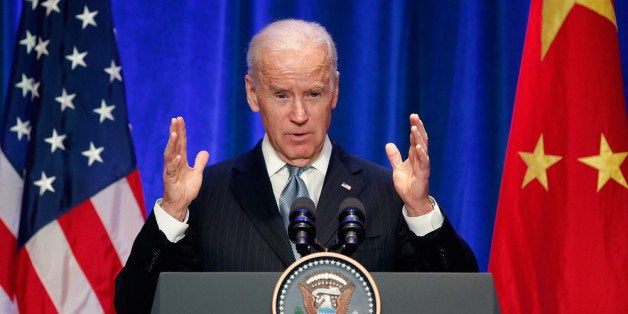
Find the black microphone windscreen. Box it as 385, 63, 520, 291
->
338, 197, 365, 215
290, 196, 316, 217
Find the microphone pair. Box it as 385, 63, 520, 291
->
288, 197, 366, 257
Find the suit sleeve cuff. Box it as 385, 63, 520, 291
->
402, 196, 445, 236
153, 199, 189, 243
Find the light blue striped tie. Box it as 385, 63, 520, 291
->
279, 165, 309, 259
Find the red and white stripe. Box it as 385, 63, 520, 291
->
0, 149, 21, 314
0, 149, 145, 313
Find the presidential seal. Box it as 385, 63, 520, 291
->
272, 252, 380, 314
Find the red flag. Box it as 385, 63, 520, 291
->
1, 0, 146, 312
489, 0, 628, 313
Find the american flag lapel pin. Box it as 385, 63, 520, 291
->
341, 182, 352, 190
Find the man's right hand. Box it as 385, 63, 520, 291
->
162, 117, 209, 221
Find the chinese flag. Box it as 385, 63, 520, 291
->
489, 0, 628, 313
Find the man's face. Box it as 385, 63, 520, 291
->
245, 45, 339, 167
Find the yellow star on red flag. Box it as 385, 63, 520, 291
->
541, 0, 616, 59
578, 134, 628, 191
518, 134, 563, 190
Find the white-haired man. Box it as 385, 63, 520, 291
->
115, 19, 478, 313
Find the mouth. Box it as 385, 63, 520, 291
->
286, 132, 311, 140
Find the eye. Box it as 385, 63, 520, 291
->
275, 92, 288, 99
308, 91, 321, 98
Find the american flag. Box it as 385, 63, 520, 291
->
0, 0, 146, 313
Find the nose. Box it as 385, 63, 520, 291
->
290, 97, 308, 123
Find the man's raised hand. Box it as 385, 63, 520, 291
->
385, 114, 433, 216
162, 117, 209, 221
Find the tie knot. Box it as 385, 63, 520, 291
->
286, 164, 305, 177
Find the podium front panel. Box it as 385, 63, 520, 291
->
152, 272, 500, 313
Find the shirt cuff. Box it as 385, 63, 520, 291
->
153, 199, 189, 243
402, 196, 445, 236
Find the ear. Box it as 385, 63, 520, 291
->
331, 71, 340, 109
245, 74, 260, 112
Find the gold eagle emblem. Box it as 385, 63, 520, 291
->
298, 271, 355, 314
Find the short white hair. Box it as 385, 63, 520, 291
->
246, 19, 338, 87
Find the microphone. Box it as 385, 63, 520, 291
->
337, 197, 366, 256
288, 197, 317, 257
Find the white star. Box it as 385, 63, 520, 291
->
20, 30, 37, 53
55, 88, 77, 111
40, 0, 60, 16
10, 117, 31, 141
81, 142, 104, 166
26, 0, 39, 10
44, 129, 67, 153
93, 100, 116, 123
33, 172, 56, 196
15, 74, 33, 97
76, 6, 98, 29
65, 47, 88, 70
31, 80, 40, 100
34, 37, 50, 60
103, 60, 123, 82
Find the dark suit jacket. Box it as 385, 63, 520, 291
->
115, 140, 478, 313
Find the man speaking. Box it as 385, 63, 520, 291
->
115, 19, 478, 313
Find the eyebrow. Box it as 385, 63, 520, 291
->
309, 83, 326, 91
266, 80, 329, 93
269, 85, 288, 93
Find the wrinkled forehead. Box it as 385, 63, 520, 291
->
257, 45, 333, 85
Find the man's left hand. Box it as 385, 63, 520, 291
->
385, 113, 433, 217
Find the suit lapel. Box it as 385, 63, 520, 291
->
316, 143, 365, 247
229, 143, 295, 267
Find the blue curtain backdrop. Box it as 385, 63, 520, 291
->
3, 0, 628, 271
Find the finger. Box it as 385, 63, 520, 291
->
385, 143, 402, 169
408, 125, 420, 164
416, 117, 428, 151
410, 125, 427, 158
176, 117, 188, 161
408, 114, 420, 157
193, 151, 210, 173
409, 113, 420, 126
169, 116, 178, 134
410, 113, 428, 151
170, 117, 186, 162
164, 118, 179, 162
413, 143, 430, 172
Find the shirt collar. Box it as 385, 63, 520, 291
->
262, 133, 332, 177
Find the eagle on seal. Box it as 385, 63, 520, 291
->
298, 272, 355, 314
